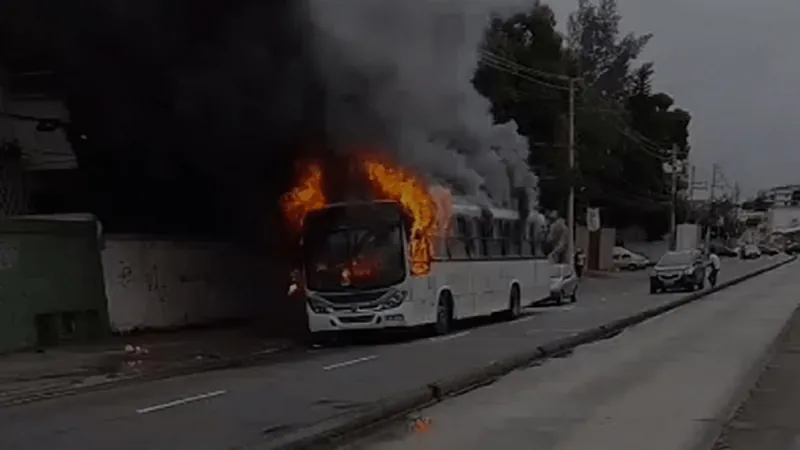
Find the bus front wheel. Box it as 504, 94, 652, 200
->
434, 293, 453, 335
504, 284, 522, 320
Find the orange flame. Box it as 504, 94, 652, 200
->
362, 156, 437, 276
281, 163, 326, 231
341, 258, 375, 286
348, 258, 374, 279
281, 155, 443, 277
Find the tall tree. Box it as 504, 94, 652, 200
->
473, 0, 693, 237
473, 1, 570, 213
567, 0, 651, 101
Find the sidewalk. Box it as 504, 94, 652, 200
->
711, 303, 800, 449
0, 327, 295, 406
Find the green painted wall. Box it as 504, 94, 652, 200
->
0, 218, 109, 353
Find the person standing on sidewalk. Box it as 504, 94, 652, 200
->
575, 248, 586, 278
708, 250, 721, 287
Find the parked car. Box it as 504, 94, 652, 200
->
612, 246, 652, 271
549, 264, 579, 305
785, 242, 800, 254
741, 244, 761, 259
710, 243, 738, 257
650, 250, 707, 294
758, 244, 779, 256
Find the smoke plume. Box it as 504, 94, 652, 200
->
307, 0, 539, 210
12, 0, 539, 235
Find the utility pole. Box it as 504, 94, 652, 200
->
688, 164, 696, 222
567, 78, 576, 265
704, 164, 719, 254
669, 144, 678, 250
733, 181, 741, 242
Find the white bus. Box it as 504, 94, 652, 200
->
300, 195, 552, 340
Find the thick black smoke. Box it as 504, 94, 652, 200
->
13, 0, 325, 241
8, 0, 543, 243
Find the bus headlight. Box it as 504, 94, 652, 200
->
307, 296, 331, 314
383, 289, 408, 308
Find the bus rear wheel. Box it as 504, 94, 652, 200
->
504, 284, 522, 320
434, 293, 453, 335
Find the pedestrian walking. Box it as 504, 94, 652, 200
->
708, 250, 721, 287
575, 248, 586, 278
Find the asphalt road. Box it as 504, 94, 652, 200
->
0, 257, 781, 450
337, 261, 800, 450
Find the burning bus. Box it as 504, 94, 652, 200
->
281, 155, 550, 341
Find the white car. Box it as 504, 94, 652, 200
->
612, 247, 651, 271
549, 264, 579, 305
741, 244, 761, 259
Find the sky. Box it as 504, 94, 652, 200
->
547, 0, 800, 199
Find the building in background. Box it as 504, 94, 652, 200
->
0, 63, 85, 217
756, 184, 800, 208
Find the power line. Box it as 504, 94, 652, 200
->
481, 50, 571, 82
479, 49, 679, 218
479, 50, 670, 161
478, 57, 569, 92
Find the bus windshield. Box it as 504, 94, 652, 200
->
303, 203, 407, 291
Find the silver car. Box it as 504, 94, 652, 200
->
549, 264, 579, 305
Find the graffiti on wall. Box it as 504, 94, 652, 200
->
0, 241, 19, 270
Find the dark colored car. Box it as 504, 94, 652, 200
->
758, 245, 779, 256
650, 250, 707, 294
785, 242, 800, 254
710, 244, 737, 257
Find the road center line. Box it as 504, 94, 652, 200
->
428, 331, 471, 342
323, 355, 378, 371
136, 390, 227, 414
525, 328, 585, 336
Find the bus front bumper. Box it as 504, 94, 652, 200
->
307, 307, 410, 332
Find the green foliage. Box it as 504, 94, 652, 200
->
473, 1, 570, 213
474, 0, 692, 237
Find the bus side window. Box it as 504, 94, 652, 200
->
511, 221, 522, 256
472, 217, 486, 257
521, 222, 528, 255
489, 219, 503, 257
449, 216, 470, 260
533, 222, 545, 257
500, 220, 510, 256
458, 216, 475, 257
504, 220, 516, 256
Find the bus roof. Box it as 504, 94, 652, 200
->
317, 193, 544, 224
449, 196, 544, 224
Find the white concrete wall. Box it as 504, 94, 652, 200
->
768, 207, 800, 233
102, 236, 269, 333
598, 228, 615, 270
676, 223, 702, 250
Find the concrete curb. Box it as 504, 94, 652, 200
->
692, 300, 800, 450
0, 343, 300, 408
270, 256, 797, 450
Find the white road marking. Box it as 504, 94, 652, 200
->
428, 331, 471, 343
323, 355, 378, 371
136, 390, 227, 414
525, 328, 585, 336
253, 348, 281, 356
